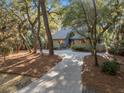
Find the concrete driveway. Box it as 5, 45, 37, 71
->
17, 50, 91, 93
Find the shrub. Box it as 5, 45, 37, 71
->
53, 44, 64, 50
0, 47, 11, 56
108, 39, 124, 56
0, 46, 11, 62
108, 47, 116, 54
96, 44, 105, 52
71, 44, 105, 52
116, 47, 124, 56
101, 60, 120, 75
53, 46, 60, 50
108, 46, 124, 56
71, 45, 91, 52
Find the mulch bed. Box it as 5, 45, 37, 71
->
82, 55, 124, 93
0, 51, 61, 78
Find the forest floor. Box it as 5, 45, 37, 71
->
82, 55, 124, 93
0, 51, 61, 93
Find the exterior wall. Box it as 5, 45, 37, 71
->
53, 40, 65, 49
71, 39, 89, 46
53, 39, 91, 49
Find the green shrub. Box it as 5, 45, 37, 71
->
0, 47, 11, 56
117, 47, 124, 56
0, 46, 12, 62
108, 47, 116, 54
96, 44, 106, 52
108, 39, 124, 56
108, 46, 124, 56
71, 45, 91, 52
53, 45, 60, 50
53, 44, 62, 50
101, 60, 120, 75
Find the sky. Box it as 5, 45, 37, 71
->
5, 0, 70, 8
60, 0, 69, 6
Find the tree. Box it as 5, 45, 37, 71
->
0, 0, 62, 55
40, 0, 54, 55
62, 0, 124, 66
37, 0, 43, 54
24, 0, 39, 53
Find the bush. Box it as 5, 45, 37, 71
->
108, 47, 116, 54
117, 47, 124, 56
53, 45, 58, 50
0, 47, 11, 56
71, 44, 105, 52
108, 39, 124, 56
71, 45, 91, 52
108, 46, 124, 56
101, 60, 120, 75
0, 46, 12, 62
96, 44, 105, 52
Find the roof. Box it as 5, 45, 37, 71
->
52, 26, 88, 40
52, 28, 72, 40
70, 33, 85, 40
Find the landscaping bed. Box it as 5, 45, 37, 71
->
0, 51, 61, 78
82, 55, 124, 93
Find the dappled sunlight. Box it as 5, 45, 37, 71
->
41, 80, 57, 88
16, 64, 26, 68
18, 70, 82, 93
1, 75, 22, 87
102, 53, 113, 60
61, 53, 73, 59
59, 76, 64, 80
72, 57, 83, 66
7, 52, 31, 60
47, 71, 59, 78
0, 72, 33, 93
0, 52, 61, 78
58, 52, 83, 66
48, 90, 55, 93
81, 59, 91, 74
17, 50, 84, 93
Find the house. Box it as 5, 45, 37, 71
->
52, 27, 89, 49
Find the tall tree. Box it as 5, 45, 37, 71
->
62, 0, 124, 66
40, 0, 54, 55
37, 0, 43, 54
24, 0, 39, 53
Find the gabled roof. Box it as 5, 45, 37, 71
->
52, 28, 72, 40
70, 33, 85, 40
52, 26, 88, 40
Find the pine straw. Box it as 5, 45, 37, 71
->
82, 55, 124, 93
0, 51, 61, 78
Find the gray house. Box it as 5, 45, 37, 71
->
52, 27, 88, 49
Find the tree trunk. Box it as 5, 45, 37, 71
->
20, 33, 32, 53
38, 0, 43, 54
24, 0, 38, 54
32, 27, 38, 53
16, 44, 21, 53
40, 0, 54, 55
93, 0, 98, 66
18, 27, 32, 53
94, 46, 98, 66
3, 54, 6, 63
38, 35, 43, 53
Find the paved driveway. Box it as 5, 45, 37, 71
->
17, 50, 91, 93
